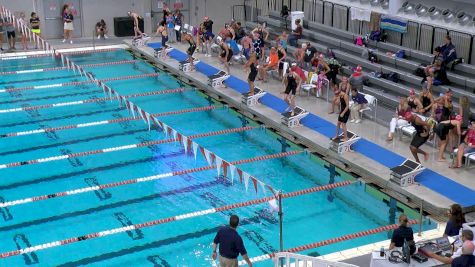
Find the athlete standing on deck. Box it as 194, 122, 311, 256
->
244, 51, 258, 95
128, 11, 144, 39
282, 64, 302, 116
332, 89, 350, 142
184, 32, 197, 71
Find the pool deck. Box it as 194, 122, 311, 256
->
3, 37, 472, 215
122, 38, 475, 218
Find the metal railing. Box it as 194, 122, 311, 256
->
273, 252, 359, 267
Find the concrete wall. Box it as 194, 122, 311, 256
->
0, 0, 153, 37
1, 0, 239, 37
80, 0, 153, 37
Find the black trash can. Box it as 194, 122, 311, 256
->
114, 17, 144, 37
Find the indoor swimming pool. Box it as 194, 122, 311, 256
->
0, 48, 435, 266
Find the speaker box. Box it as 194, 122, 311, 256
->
114, 17, 144, 37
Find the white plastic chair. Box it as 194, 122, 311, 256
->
359, 93, 377, 120
452, 148, 475, 167
282, 62, 289, 78
300, 71, 316, 96
183, 24, 189, 32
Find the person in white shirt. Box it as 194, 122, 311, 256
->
425, 230, 475, 264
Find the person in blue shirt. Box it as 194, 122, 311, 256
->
438, 35, 457, 67
212, 215, 253, 267
349, 88, 368, 123
226, 36, 240, 56
444, 204, 466, 237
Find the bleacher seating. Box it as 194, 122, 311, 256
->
256, 15, 475, 107
245, 14, 475, 125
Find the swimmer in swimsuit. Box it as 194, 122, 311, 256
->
332, 89, 350, 142
282, 65, 302, 116
244, 51, 258, 95
128, 11, 144, 39
218, 38, 233, 73
184, 33, 197, 71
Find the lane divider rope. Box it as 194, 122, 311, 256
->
0, 73, 159, 94
0, 126, 256, 169
0, 151, 301, 209
0, 60, 138, 76
0, 48, 119, 60
0, 88, 185, 114
1, 106, 216, 138
239, 219, 419, 265
0, 179, 354, 258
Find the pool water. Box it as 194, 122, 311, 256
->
0, 49, 435, 266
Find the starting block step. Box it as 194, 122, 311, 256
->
390, 159, 425, 187
330, 131, 361, 154
154, 47, 174, 58
242, 87, 266, 107
179, 57, 200, 72
132, 35, 151, 47
281, 106, 308, 128
208, 71, 230, 88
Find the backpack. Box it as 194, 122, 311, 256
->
450, 57, 464, 71
355, 36, 364, 46
368, 50, 378, 63
380, 31, 388, 42
326, 48, 336, 59
414, 67, 425, 78
369, 30, 382, 41
388, 72, 399, 83
396, 50, 406, 59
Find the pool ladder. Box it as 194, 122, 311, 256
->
273, 252, 358, 267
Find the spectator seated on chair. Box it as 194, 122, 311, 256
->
287, 19, 302, 47
450, 120, 475, 168
303, 42, 317, 70
311, 54, 330, 76
292, 43, 306, 68
95, 19, 108, 39
437, 35, 457, 68
425, 230, 475, 265
424, 60, 450, 90
276, 31, 288, 51
349, 66, 364, 92
419, 86, 434, 117
349, 88, 368, 123
258, 47, 279, 82
387, 97, 411, 141
407, 88, 423, 113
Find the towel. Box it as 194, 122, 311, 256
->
351, 7, 371, 22
380, 15, 408, 33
